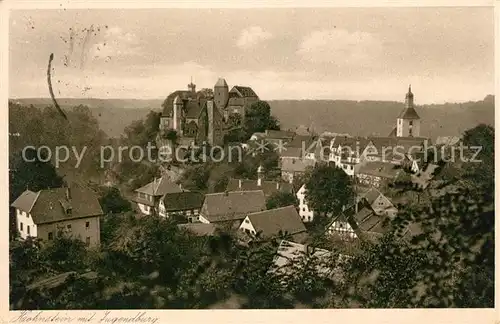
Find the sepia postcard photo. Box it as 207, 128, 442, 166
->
2, 0, 497, 321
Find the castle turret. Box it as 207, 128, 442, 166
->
214, 78, 229, 109
173, 95, 183, 133
396, 85, 420, 137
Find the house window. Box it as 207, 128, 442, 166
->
27, 226, 30, 235
19, 222, 23, 231
85, 237, 91, 246
67, 224, 72, 231
48, 232, 53, 240
409, 129, 413, 136
409, 121, 413, 126
244, 219, 249, 223
85, 221, 90, 229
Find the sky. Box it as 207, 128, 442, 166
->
9, 7, 494, 103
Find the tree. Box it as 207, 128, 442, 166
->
266, 191, 298, 210
97, 186, 132, 215
9, 148, 65, 203
339, 181, 494, 308
304, 164, 354, 218
123, 111, 160, 147
200, 88, 214, 98
244, 101, 280, 136
461, 123, 494, 191
179, 164, 211, 192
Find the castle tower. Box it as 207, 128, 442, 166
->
173, 95, 183, 133
187, 77, 196, 94
396, 85, 421, 137
214, 78, 229, 109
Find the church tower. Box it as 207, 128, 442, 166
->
187, 77, 196, 94
396, 85, 421, 137
214, 78, 229, 109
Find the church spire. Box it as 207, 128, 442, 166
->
406, 84, 413, 99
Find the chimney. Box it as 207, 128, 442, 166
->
179, 183, 183, 191
355, 201, 359, 214
66, 186, 71, 200
276, 182, 280, 190
238, 179, 242, 188
257, 165, 263, 187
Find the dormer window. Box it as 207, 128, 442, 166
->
66, 208, 72, 216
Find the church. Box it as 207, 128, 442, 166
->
156, 78, 259, 150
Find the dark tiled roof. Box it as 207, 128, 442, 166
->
367, 137, 398, 151
360, 187, 382, 205
231, 86, 258, 98
355, 161, 402, 179
247, 205, 306, 238
281, 157, 316, 173
11, 184, 103, 225
228, 97, 245, 106
279, 147, 303, 158
398, 106, 420, 119
201, 190, 266, 223
265, 130, 295, 140
177, 223, 217, 236
287, 135, 315, 149
135, 177, 183, 196
225, 179, 292, 197
11, 190, 39, 213
357, 214, 382, 232
162, 191, 204, 212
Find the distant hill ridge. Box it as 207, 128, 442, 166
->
10, 96, 494, 139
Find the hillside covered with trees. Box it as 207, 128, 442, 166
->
11, 95, 494, 139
